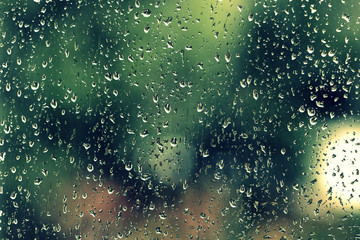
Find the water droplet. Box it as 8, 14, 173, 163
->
63, 49, 69, 59
229, 199, 237, 208
105, 73, 112, 81
248, 13, 254, 22
185, 45, 192, 50
125, 162, 133, 171
140, 129, 149, 138
225, 52, 231, 63
298, 105, 305, 113
327, 50, 336, 58
5, 83, 11, 92
87, 163, 94, 172
83, 143, 91, 150
309, 116, 318, 125
217, 159, 224, 170
90, 209, 96, 217
128, 55, 134, 62
0, 152, 5, 162
342, 13, 350, 22
31, 81, 39, 90
307, 108, 315, 117
159, 211, 167, 219
222, 118, 231, 128
179, 81, 186, 88
253, 89, 259, 100
71, 94, 77, 102
307, 45, 314, 54
164, 103, 171, 113
50, 99, 57, 109
170, 137, 177, 147
141, 9, 151, 17
34, 177, 43, 186
41, 168, 48, 176
153, 94, 159, 103
202, 149, 210, 158
197, 102, 204, 112
149, 202, 155, 210
135, 0, 140, 8
107, 186, 114, 194
10, 192, 17, 200
182, 179, 188, 190
144, 26, 150, 33
330, 112, 335, 119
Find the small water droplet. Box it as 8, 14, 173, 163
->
140, 129, 149, 138
10, 192, 17, 200
197, 102, 204, 112
90, 209, 96, 217
179, 81, 186, 88
65, 49, 70, 58
50, 99, 57, 109
149, 202, 155, 210
328, 49, 336, 57
253, 89, 259, 100
5, 83, 11, 92
309, 116, 318, 125
182, 179, 188, 190
217, 159, 224, 170
153, 94, 159, 103
225, 52, 231, 63
34, 177, 43, 186
135, 0, 140, 8
125, 162, 133, 171
164, 103, 171, 113
105, 73, 112, 81
170, 137, 177, 147
141, 9, 151, 17
71, 94, 77, 102
31, 81, 39, 90
83, 143, 91, 150
342, 13, 350, 22
107, 186, 114, 194
307, 45, 314, 54
87, 163, 94, 172
159, 211, 167, 219
229, 199, 237, 208
41, 168, 48, 176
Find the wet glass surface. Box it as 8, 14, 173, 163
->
1, 0, 360, 239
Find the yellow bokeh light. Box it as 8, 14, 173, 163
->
294, 121, 360, 217
320, 126, 360, 207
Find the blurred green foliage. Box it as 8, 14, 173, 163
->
1, 0, 360, 239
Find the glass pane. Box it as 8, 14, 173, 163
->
1, 0, 359, 239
